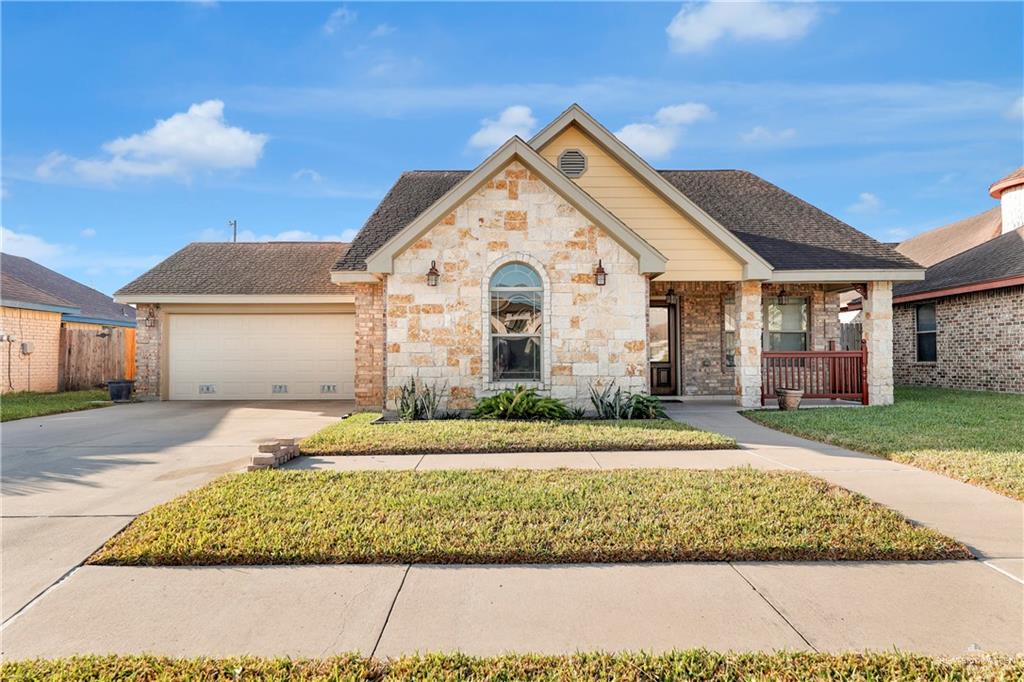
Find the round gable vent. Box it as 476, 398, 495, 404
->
558, 149, 587, 178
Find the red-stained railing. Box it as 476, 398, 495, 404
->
761, 343, 868, 405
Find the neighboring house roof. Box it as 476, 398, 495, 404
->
115, 242, 354, 298
989, 166, 1024, 198
0, 252, 135, 324
896, 207, 1002, 267
892, 226, 1024, 301
1, 271, 79, 313
359, 137, 668, 276
334, 167, 918, 273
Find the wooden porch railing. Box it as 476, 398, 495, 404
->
761, 342, 868, 405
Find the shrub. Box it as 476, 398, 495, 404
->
397, 378, 448, 421
472, 385, 571, 420
590, 382, 667, 420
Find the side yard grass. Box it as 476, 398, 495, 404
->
89, 468, 968, 566
745, 387, 1024, 501
0, 389, 111, 422
4, 651, 1022, 681
300, 413, 735, 455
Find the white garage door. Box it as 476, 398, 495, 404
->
168, 314, 355, 400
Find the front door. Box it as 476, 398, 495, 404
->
648, 303, 677, 395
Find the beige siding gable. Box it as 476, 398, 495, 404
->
540, 125, 743, 281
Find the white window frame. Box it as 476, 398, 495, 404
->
481, 253, 552, 391
915, 302, 938, 363
763, 296, 810, 351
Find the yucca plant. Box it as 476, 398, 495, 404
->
590, 381, 666, 420
471, 385, 571, 420
397, 378, 448, 421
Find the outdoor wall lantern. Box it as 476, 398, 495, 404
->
144, 311, 157, 328
594, 260, 607, 286
777, 287, 790, 305
426, 260, 440, 287
664, 288, 679, 305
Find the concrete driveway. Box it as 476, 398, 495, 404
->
1, 400, 349, 622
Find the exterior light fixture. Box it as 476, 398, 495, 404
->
664, 288, 679, 305
777, 287, 789, 305
426, 260, 440, 287
144, 311, 157, 328
594, 260, 607, 286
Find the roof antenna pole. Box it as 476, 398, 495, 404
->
228, 219, 237, 243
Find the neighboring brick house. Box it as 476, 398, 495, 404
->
0, 254, 137, 393
116, 105, 924, 409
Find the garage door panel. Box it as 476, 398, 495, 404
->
169, 313, 354, 400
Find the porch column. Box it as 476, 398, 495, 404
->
734, 280, 763, 407
354, 281, 386, 412
862, 280, 894, 405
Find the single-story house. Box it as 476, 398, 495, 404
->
1, 253, 137, 393
849, 168, 1023, 394
115, 105, 924, 409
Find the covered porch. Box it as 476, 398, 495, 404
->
647, 280, 894, 407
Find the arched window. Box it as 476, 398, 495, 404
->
489, 263, 543, 382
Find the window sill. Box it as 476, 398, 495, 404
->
913, 361, 938, 365
484, 380, 548, 392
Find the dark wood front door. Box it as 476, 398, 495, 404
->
649, 303, 677, 395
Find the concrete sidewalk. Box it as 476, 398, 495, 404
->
2, 561, 1021, 659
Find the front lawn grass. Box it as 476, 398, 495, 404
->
4, 651, 1022, 681
0, 389, 111, 422
745, 387, 1024, 501
90, 468, 968, 566
300, 412, 735, 455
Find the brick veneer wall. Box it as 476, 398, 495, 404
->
648, 281, 841, 396
354, 282, 386, 410
385, 160, 649, 411
134, 303, 161, 398
0, 306, 61, 393
893, 285, 1024, 394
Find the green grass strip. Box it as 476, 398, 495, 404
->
4, 651, 1023, 681
746, 387, 1024, 501
90, 468, 968, 566
300, 413, 736, 456
0, 389, 111, 422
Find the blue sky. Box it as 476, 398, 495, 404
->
2, 1, 1021, 295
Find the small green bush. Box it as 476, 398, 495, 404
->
472, 385, 571, 420
590, 382, 667, 419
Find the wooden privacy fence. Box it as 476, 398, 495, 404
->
840, 322, 863, 351
58, 325, 136, 391
761, 344, 868, 405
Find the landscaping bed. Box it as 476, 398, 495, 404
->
300, 413, 735, 456
4, 651, 1022, 681
745, 387, 1024, 501
89, 468, 968, 566
0, 389, 111, 422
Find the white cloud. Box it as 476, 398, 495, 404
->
197, 227, 359, 243
614, 103, 713, 159
293, 168, 323, 183
848, 192, 883, 214
667, 1, 821, 54
740, 125, 798, 145
323, 6, 356, 35
369, 23, 396, 38
80, 228, 97, 238
1007, 96, 1024, 120
468, 105, 537, 150
36, 100, 267, 184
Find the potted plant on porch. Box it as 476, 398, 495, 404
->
775, 386, 804, 411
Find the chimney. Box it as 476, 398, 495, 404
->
989, 167, 1024, 234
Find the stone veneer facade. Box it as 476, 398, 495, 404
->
382, 160, 649, 411
893, 285, 1024, 394
134, 303, 161, 398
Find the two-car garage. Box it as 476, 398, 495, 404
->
167, 313, 355, 400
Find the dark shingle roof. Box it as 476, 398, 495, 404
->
1, 253, 135, 323
896, 207, 1002, 267
658, 171, 919, 270
333, 169, 918, 272
334, 171, 469, 271
1, 271, 77, 310
116, 242, 353, 296
894, 227, 1024, 298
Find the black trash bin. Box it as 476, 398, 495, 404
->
107, 380, 134, 403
